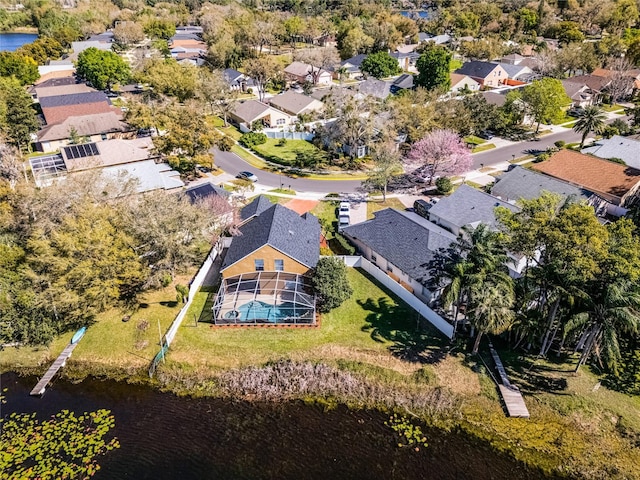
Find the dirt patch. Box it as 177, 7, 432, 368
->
283, 199, 319, 215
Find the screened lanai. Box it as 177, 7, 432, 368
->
212, 271, 316, 325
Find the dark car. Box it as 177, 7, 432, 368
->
236, 171, 258, 182
478, 130, 495, 140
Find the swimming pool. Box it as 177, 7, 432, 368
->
224, 300, 309, 323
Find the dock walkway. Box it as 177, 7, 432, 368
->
30, 341, 79, 396
489, 342, 530, 418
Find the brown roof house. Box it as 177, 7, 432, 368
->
454, 61, 508, 87
532, 150, 640, 207
268, 91, 324, 117
39, 91, 116, 125
450, 73, 480, 94
284, 61, 333, 86
36, 111, 128, 152
229, 100, 292, 130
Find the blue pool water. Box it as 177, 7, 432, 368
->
0, 33, 38, 52
227, 300, 298, 322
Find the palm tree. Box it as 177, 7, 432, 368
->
567, 282, 640, 374
573, 105, 607, 148
469, 276, 516, 354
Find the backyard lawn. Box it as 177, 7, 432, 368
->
0, 279, 188, 373
252, 138, 321, 165
168, 268, 445, 372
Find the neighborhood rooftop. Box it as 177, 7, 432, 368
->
582, 135, 640, 170
223, 197, 321, 270
342, 208, 456, 286
39, 91, 111, 108
428, 184, 519, 231
532, 150, 640, 204
491, 166, 593, 203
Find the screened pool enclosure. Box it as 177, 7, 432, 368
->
212, 272, 316, 325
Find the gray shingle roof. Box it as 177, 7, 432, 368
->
582, 135, 640, 169
341, 54, 367, 69
428, 184, 519, 231
491, 166, 593, 203
358, 78, 390, 99
223, 198, 320, 270
240, 195, 274, 220
455, 61, 501, 79
269, 91, 321, 115
342, 209, 456, 286
392, 74, 414, 90
183, 182, 231, 203
39, 91, 110, 108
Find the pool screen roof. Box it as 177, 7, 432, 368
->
212, 271, 316, 325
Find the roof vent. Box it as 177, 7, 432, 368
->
289, 230, 295, 235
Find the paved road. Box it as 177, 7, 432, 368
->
473, 116, 629, 169
213, 148, 363, 193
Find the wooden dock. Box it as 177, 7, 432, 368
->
489, 342, 530, 418
30, 341, 79, 396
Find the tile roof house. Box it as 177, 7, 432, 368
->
450, 73, 480, 94
31, 77, 94, 98
221, 196, 321, 278
494, 62, 533, 81
342, 208, 456, 302
229, 100, 292, 129
268, 91, 324, 116
428, 184, 519, 236
39, 91, 116, 125
582, 135, 640, 169
532, 149, 640, 207
284, 61, 333, 86
501, 53, 525, 65
60, 137, 157, 172
455, 61, 508, 87
35, 111, 128, 152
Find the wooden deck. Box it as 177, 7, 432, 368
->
30, 342, 79, 396
489, 342, 530, 418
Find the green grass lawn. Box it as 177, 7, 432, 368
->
252, 138, 321, 165
471, 143, 496, 153
0, 281, 186, 373
463, 135, 487, 146
169, 268, 445, 372
366, 198, 407, 219
218, 125, 243, 141
602, 103, 625, 112
230, 145, 269, 169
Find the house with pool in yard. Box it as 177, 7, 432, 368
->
212, 196, 321, 326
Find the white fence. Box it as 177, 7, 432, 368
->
337, 255, 454, 338
164, 246, 219, 346
264, 130, 315, 141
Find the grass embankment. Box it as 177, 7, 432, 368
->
1, 279, 186, 377
471, 143, 496, 153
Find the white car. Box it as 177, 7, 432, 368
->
339, 202, 350, 214
338, 214, 350, 232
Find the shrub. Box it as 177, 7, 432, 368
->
312, 257, 353, 313
175, 284, 189, 303
246, 88, 253, 94
320, 246, 333, 256
554, 140, 565, 148
239, 132, 267, 148
277, 137, 287, 146
607, 157, 626, 165
602, 126, 619, 139
218, 136, 235, 152
435, 177, 453, 195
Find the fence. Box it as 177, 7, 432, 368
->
337, 256, 454, 338
263, 130, 315, 141
149, 245, 219, 377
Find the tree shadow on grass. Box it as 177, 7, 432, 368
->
358, 296, 447, 364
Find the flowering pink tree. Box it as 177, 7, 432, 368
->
404, 129, 473, 185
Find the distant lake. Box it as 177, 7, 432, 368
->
399, 10, 431, 19
0, 33, 38, 52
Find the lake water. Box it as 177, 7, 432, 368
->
2, 372, 557, 480
0, 33, 38, 52
399, 10, 432, 19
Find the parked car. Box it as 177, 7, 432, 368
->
339, 202, 350, 214
237, 171, 258, 182
413, 198, 438, 218
478, 130, 495, 140
338, 214, 350, 232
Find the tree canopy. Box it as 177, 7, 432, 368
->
75, 47, 130, 91
360, 51, 401, 79
415, 45, 451, 91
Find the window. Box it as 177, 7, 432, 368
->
276, 118, 286, 125
275, 259, 284, 271
371, 254, 377, 262
254, 259, 264, 271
